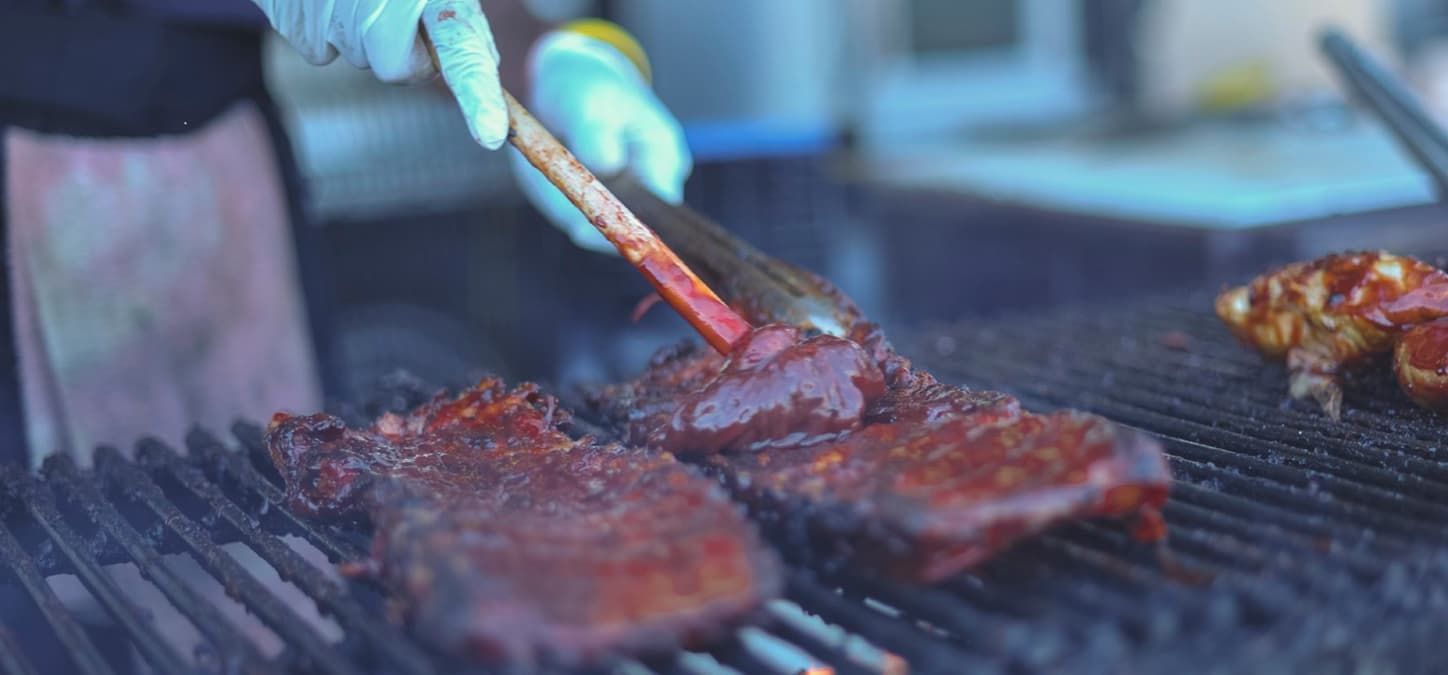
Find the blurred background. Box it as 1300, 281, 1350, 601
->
266, 0, 1448, 398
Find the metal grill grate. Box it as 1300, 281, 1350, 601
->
4, 294, 1448, 674
904, 291, 1448, 672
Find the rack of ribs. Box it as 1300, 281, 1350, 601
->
265, 378, 781, 666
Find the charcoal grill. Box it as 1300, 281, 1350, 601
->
5, 293, 1448, 675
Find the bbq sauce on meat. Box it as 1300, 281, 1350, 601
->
588, 320, 1172, 584
651, 324, 886, 455
1394, 318, 1448, 410
266, 379, 781, 666
1215, 251, 1448, 417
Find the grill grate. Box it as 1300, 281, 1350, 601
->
3, 294, 1448, 673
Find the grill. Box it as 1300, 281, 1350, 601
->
4, 293, 1448, 674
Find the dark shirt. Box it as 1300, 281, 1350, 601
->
18, 0, 266, 27
0, 0, 271, 136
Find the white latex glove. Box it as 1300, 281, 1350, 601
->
251, 0, 509, 148
509, 27, 692, 255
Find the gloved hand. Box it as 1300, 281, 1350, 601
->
251, 0, 509, 149
509, 21, 692, 255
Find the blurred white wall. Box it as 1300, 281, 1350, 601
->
612, 0, 844, 138
1136, 0, 1393, 116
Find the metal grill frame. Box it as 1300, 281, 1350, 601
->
3, 294, 1448, 674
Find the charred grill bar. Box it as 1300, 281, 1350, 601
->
4, 293, 1448, 673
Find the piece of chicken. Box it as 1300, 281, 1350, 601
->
1215, 251, 1448, 417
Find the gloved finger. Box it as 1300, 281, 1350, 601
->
620, 101, 692, 204
422, 0, 508, 149
324, 0, 377, 69
507, 148, 619, 256
362, 0, 438, 83
255, 0, 338, 65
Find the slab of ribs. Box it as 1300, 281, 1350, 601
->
266, 380, 780, 666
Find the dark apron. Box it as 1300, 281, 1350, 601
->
0, 4, 340, 467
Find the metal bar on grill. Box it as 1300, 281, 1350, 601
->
781, 570, 1001, 674
1319, 28, 1448, 198
825, 569, 1031, 660
40, 453, 273, 672
91, 446, 360, 675
0, 515, 115, 675
1162, 482, 1415, 562
151, 434, 437, 675
709, 632, 816, 675
761, 601, 906, 675
0, 622, 40, 675
665, 651, 743, 675
6, 468, 188, 673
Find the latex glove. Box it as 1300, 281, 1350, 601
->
509, 22, 692, 255
251, 0, 508, 148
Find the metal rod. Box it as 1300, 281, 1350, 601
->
6, 469, 189, 674
0, 621, 41, 675
41, 454, 273, 672
781, 571, 994, 674
1320, 28, 1448, 198
0, 520, 114, 675
160, 434, 437, 675
93, 446, 360, 675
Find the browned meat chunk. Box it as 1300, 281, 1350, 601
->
646, 324, 886, 455
265, 378, 781, 666
589, 326, 1171, 584
1216, 251, 1448, 416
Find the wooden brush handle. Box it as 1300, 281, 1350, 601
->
500, 92, 751, 353
420, 19, 750, 354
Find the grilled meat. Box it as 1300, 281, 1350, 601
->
1394, 319, 1448, 410
646, 324, 887, 455
1215, 251, 1448, 417
589, 276, 1171, 584
591, 335, 1168, 583
265, 378, 781, 666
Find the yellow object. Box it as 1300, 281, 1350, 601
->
560, 18, 652, 83
1196, 61, 1273, 111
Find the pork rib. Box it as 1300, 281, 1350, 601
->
266, 378, 781, 666
590, 337, 1170, 583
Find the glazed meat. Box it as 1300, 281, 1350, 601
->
265, 379, 780, 666
645, 324, 887, 455
590, 282, 1171, 583
1215, 251, 1448, 416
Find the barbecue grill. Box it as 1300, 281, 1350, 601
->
4, 291, 1448, 675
